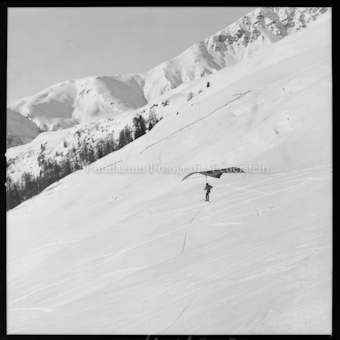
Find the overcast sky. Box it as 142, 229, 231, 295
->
7, 7, 257, 101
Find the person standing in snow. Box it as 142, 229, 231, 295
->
204, 183, 213, 201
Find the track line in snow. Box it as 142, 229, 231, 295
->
190, 204, 210, 224
103, 267, 146, 277
8, 307, 53, 313
181, 233, 188, 254
140, 91, 251, 154
161, 280, 203, 333
162, 304, 190, 333
8, 283, 60, 305
226, 184, 268, 195
96, 160, 122, 171
29, 221, 62, 244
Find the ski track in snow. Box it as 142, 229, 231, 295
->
140, 91, 251, 154
181, 233, 188, 254
161, 285, 201, 333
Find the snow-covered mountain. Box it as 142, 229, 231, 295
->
7, 7, 329, 146
7, 108, 41, 148
7, 9, 332, 334
7, 74, 148, 131
143, 7, 329, 100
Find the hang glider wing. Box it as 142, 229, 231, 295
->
181, 172, 198, 181
181, 167, 244, 182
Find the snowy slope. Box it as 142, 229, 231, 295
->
7, 12, 332, 335
7, 108, 41, 148
7, 7, 329, 142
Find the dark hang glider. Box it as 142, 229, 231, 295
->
181, 167, 245, 182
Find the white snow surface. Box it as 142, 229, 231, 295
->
7, 12, 332, 334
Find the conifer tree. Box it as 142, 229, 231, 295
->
118, 125, 132, 149
133, 115, 146, 139
87, 146, 96, 163
148, 112, 159, 131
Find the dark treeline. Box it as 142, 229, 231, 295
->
6, 114, 161, 211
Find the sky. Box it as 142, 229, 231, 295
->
7, 7, 257, 101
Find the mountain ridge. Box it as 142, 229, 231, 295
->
7, 7, 329, 145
